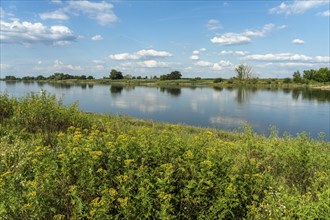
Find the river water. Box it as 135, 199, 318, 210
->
1, 81, 329, 140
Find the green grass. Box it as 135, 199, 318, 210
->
0, 93, 329, 219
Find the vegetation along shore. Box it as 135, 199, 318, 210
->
0, 92, 329, 219
2, 66, 330, 89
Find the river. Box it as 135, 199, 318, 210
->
1, 80, 329, 140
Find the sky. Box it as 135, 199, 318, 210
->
0, 0, 329, 79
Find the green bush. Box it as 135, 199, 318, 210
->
13, 91, 91, 145
0, 94, 329, 219
0, 94, 16, 122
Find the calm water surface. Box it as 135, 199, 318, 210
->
1, 81, 329, 140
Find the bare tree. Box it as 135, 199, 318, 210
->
235, 64, 254, 80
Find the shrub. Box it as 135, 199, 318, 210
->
0, 93, 16, 122
13, 91, 91, 145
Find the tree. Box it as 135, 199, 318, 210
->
159, 71, 182, 80
109, 69, 123, 80
293, 71, 302, 83
235, 64, 254, 80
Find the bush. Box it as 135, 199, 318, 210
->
213, 78, 224, 83
0, 94, 16, 122
13, 91, 91, 145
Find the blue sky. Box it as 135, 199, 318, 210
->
0, 0, 329, 78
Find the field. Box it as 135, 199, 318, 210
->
0, 93, 329, 219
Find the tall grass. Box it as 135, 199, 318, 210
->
0, 93, 329, 219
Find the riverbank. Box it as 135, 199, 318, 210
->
2, 78, 329, 89
1, 93, 329, 219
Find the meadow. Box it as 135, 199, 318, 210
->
0, 92, 329, 219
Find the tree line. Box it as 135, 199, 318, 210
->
292, 67, 330, 83
4, 73, 94, 81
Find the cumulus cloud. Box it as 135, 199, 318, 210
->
314, 56, 330, 63
121, 60, 169, 68
68, 0, 117, 25
243, 53, 330, 64
110, 49, 172, 60
211, 23, 275, 46
53, 59, 83, 71
0, 63, 9, 69
192, 48, 206, 54
292, 39, 305, 44
220, 50, 249, 56
194, 61, 213, 67
212, 60, 234, 70
39, 0, 118, 25
0, 19, 77, 46
270, 0, 328, 15
91, 35, 103, 41
206, 19, 223, 30
317, 10, 330, 16
39, 10, 68, 20
244, 53, 313, 62
190, 55, 199, 60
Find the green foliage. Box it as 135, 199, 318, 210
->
13, 92, 91, 145
160, 71, 182, 80
293, 71, 302, 83
110, 69, 124, 80
0, 94, 16, 122
213, 78, 224, 83
298, 67, 330, 83
0, 95, 329, 219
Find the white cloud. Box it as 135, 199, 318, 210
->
270, 0, 328, 15
92, 60, 105, 64
192, 48, 206, 54
244, 53, 313, 62
206, 19, 223, 30
317, 10, 330, 16
211, 23, 275, 46
0, 63, 9, 69
91, 35, 103, 41
68, 0, 117, 25
110, 49, 172, 60
0, 19, 77, 46
292, 38, 305, 44
139, 60, 168, 68
194, 61, 213, 67
53, 59, 84, 71
220, 50, 249, 56
40, 10, 68, 20
190, 55, 199, 60
314, 56, 330, 63
212, 60, 234, 70
37, 60, 42, 65
121, 60, 169, 68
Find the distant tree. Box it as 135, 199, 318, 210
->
235, 64, 254, 80
160, 71, 182, 80
293, 71, 302, 83
109, 69, 123, 80
283, 78, 292, 83
80, 75, 87, 80
5, 75, 17, 80
315, 67, 330, 82
87, 75, 94, 80
137, 76, 142, 79
36, 75, 46, 80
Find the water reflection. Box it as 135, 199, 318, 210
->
291, 88, 330, 102
110, 85, 124, 96
235, 87, 258, 104
160, 87, 181, 96
1, 81, 329, 140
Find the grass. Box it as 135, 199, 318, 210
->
0, 92, 329, 219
